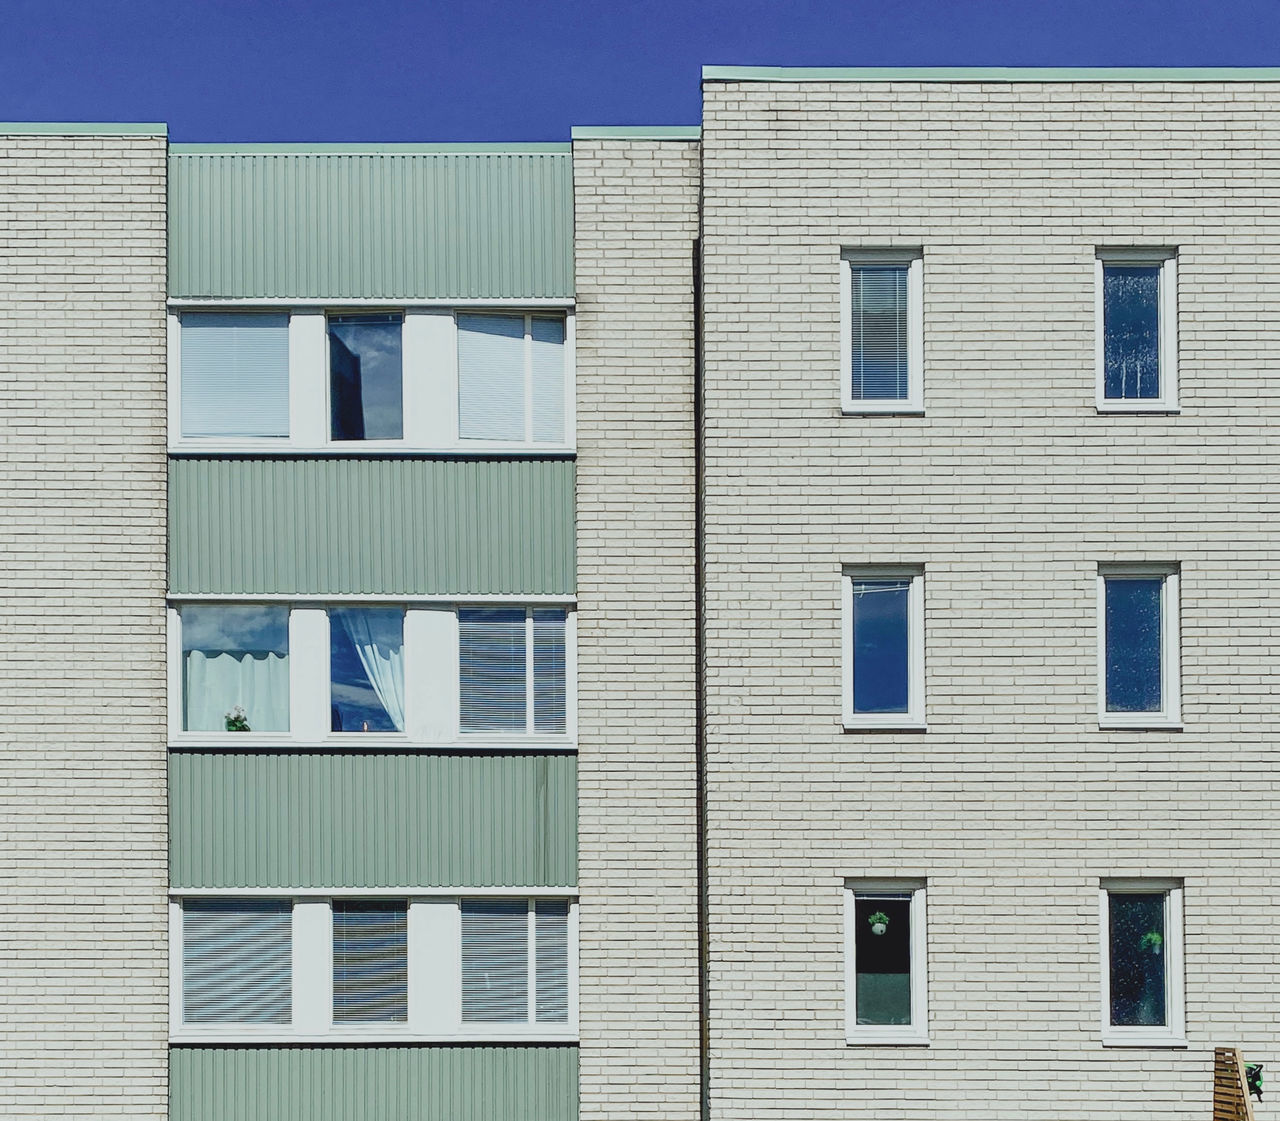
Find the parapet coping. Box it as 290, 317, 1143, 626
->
703, 65, 1280, 83
571, 126, 701, 140
170, 142, 571, 154
0, 121, 167, 135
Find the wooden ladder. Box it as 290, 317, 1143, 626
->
1214, 1047, 1256, 1121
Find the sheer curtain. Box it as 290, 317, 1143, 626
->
184, 650, 289, 731
335, 610, 406, 732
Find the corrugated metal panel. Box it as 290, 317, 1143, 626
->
168, 457, 575, 596
168, 151, 574, 300
169, 752, 577, 889
171, 1045, 578, 1121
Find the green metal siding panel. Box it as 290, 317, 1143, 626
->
168, 457, 575, 596
168, 151, 574, 299
169, 752, 577, 889
171, 1045, 578, 1121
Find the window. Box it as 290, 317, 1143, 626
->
171, 603, 574, 745
179, 312, 290, 439
844, 881, 927, 1044
840, 250, 923, 413
1098, 566, 1180, 727
181, 605, 289, 732
461, 899, 570, 1025
1096, 250, 1178, 411
171, 308, 572, 451
329, 607, 406, 733
1100, 881, 1184, 1045
172, 895, 576, 1040
457, 313, 566, 443
328, 313, 404, 441
842, 567, 924, 729
459, 608, 567, 735
333, 901, 408, 1023
182, 899, 292, 1025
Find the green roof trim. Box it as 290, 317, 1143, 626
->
571, 126, 701, 140
170, 141, 570, 154
703, 65, 1280, 82
0, 121, 167, 135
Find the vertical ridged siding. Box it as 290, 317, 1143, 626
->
168, 457, 575, 596
171, 1045, 578, 1121
169, 752, 577, 889
169, 151, 574, 299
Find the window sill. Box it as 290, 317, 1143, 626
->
843, 720, 927, 733
1101, 1031, 1187, 1049
841, 406, 925, 417
846, 1031, 930, 1047
1098, 717, 1183, 732
1094, 402, 1180, 415
169, 441, 577, 457
171, 1029, 580, 1045
169, 734, 577, 752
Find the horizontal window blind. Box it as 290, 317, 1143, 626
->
181, 313, 290, 438
459, 608, 527, 732
535, 899, 569, 1023
182, 899, 291, 1024
532, 609, 567, 733
333, 901, 408, 1023
850, 265, 909, 401
461, 899, 529, 1023
530, 316, 566, 443
458, 314, 525, 441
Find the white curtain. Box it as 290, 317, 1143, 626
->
184, 650, 289, 732
336, 610, 406, 732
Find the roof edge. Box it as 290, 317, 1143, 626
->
0, 121, 167, 135
170, 142, 571, 154
571, 126, 701, 140
703, 65, 1280, 83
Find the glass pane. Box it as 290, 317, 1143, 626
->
181, 313, 290, 438
329, 314, 403, 440
852, 580, 911, 714
183, 900, 291, 1024
854, 895, 912, 1025
461, 900, 529, 1023
1105, 578, 1163, 713
333, 901, 408, 1023
851, 264, 909, 400
1103, 265, 1161, 400
535, 899, 570, 1023
1109, 892, 1167, 1027
182, 606, 289, 732
330, 608, 405, 732
530, 316, 566, 443
459, 608, 527, 733
533, 609, 567, 734
458, 314, 526, 441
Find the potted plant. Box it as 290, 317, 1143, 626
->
867, 911, 890, 936
224, 705, 251, 732
1139, 930, 1163, 955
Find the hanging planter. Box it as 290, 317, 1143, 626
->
1139, 931, 1163, 955
867, 911, 890, 936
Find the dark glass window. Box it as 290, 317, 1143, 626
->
1105, 577, 1163, 713
852, 579, 911, 714
1109, 892, 1167, 1027
329, 314, 403, 440
854, 895, 912, 1026
1103, 265, 1161, 400
329, 608, 404, 733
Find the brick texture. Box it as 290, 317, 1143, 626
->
698, 81, 1280, 1120
573, 138, 702, 1121
0, 134, 168, 1116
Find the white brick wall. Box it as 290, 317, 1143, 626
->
0, 133, 168, 1116
574, 138, 702, 1121
698, 80, 1280, 1120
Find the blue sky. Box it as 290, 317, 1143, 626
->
3, 0, 1279, 142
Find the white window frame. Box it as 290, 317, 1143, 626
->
1096, 565, 1181, 730
168, 600, 576, 750
167, 302, 576, 454
1099, 879, 1185, 1047
170, 892, 579, 1044
457, 606, 577, 741
842, 566, 925, 731
844, 879, 928, 1045
840, 249, 924, 415
1094, 249, 1178, 413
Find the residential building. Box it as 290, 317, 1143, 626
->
3, 67, 1280, 1121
